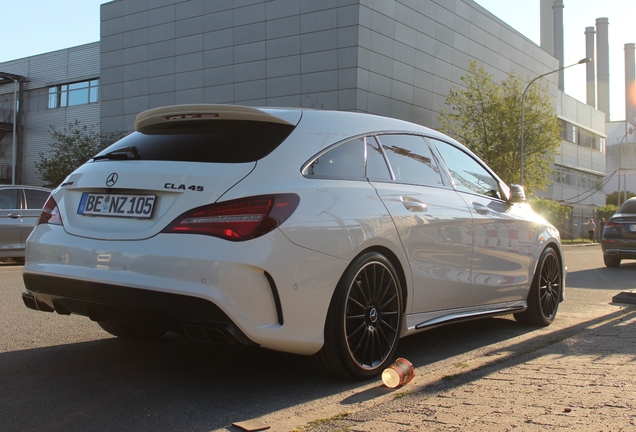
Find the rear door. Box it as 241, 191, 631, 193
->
0, 188, 22, 254
368, 134, 474, 313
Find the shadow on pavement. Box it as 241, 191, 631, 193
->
4, 306, 635, 432
0, 313, 561, 431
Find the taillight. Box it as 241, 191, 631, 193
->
162, 194, 299, 241
604, 221, 619, 229
38, 196, 63, 226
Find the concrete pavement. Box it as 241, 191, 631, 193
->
296, 307, 636, 431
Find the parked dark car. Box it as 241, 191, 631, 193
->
601, 197, 636, 267
0, 185, 51, 262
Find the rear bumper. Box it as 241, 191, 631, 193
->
23, 225, 348, 355
602, 248, 636, 259
22, 274, 255, 346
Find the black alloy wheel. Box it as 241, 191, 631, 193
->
310, 252, 403, 380
515, 247, 562, 327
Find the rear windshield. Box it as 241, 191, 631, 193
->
618, 199, 636, 214
92, 120, 295, 163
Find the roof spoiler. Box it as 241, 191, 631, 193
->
134, 104, 296, 132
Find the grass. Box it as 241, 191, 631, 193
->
561, 238, 599, 244
305, 412, 351, 429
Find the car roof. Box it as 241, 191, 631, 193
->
0, 185, 51, 192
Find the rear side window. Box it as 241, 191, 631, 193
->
366, 137, 392, 181
93, 120, 295, 163
377, 134, 443, 187
0, 189, 19, 209
303, 138, 365, 180
25, 189, 50, 209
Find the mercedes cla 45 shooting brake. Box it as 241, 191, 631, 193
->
22, 105, 565, 380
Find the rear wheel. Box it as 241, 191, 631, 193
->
310, 252, 403, 380
97, 321, 166, 341
515, 247, 562, 327
603, 255, 621, 268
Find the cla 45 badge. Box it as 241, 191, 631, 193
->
164, 183, 204, 191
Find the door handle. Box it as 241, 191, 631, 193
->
8, 213, 21, 219
472, 203, 489, 215
401, 198, 427, 212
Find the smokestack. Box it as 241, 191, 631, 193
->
596, 17, 610, 121
585, 27, 596, 107
540, 0, 555, 55
626, 43, 636, 124
553, 1, 565, 90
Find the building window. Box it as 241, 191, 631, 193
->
559, 119, 605, 152
48, 79, 99, 109
554, 165, 603, 190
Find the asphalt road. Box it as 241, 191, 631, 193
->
0, 245, 633, 432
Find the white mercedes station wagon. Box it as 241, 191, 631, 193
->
22, 105, 565, 380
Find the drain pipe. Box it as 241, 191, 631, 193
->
10, 77, 18, 185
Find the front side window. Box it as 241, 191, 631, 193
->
48, 79, 99, 109
433, 140, 500, 199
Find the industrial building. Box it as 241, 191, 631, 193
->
1, 0, 625, 237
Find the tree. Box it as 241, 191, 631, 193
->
529, 196, 571, 228
35, 120, 123, 188
595, 204, 618, 221
606, 191, 635, 206
438, 60, 562, 195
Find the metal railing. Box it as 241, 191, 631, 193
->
0, 108, 14, 124
0, 164, 12, 180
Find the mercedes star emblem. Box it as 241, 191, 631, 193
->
106, 173, 118, 187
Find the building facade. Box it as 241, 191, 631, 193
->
0, 0, 607, 236
0, 43, 100, 186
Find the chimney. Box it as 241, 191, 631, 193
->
585, 27, 596, 107
596, 17, 610, 121
540, 0, 555, 55
626, 43, 636, 124
553, 1, 565, 90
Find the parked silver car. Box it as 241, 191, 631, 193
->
0, 185, 51, 262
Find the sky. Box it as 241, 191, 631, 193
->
475, 0, 633, 122
1, 0, 633, 121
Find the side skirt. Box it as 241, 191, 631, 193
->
404, 301, 527, 335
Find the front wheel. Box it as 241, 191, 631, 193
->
515, 247, 563, 327
310, 252, 403, 380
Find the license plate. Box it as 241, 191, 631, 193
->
78, 193, 156, 218
631, 224, 636, 232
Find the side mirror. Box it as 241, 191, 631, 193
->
509, 184, 526, 203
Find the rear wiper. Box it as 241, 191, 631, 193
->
93, 146, 141, 161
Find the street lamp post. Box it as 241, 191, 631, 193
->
617, 127, 634, 206
520, 57, 591, 186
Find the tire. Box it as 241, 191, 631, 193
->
514, 247, 562, 327
310, 252, 403, 380
97, 321, 166, 341
603, 255, 621, 268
